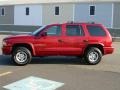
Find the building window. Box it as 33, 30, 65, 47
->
55, 6, 59, 15
90, 6, 95, 15
26, 7, 30, 15
1, 8, 5, 16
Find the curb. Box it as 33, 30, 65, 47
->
112, 37, 120, 42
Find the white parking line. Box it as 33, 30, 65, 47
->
3, 76, 65, 90
0, 72, 12, 77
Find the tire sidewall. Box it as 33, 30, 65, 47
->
85, 47, 102, 65
12, 47, 31, 66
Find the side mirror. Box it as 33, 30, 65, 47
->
41, 32, 47, 37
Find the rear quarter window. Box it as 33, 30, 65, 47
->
87, 25, 106, 36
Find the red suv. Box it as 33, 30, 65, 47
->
2, 22, 114, 65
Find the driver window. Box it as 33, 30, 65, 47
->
46, 25, 61, 36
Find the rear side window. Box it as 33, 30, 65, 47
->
87, 25, 106, 36
66, 25, 84, 36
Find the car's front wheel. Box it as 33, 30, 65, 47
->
12, 47, 32, 66
85, 47, 102, 65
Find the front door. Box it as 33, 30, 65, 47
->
35, 25, 62, 56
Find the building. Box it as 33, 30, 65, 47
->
0, 0, 120, 29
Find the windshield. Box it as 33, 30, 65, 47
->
32, 25, 47, 35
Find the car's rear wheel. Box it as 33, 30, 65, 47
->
12, 47, 32, 66
85, 47, 102, 65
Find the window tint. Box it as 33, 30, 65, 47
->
55, 6, 59, 15
90, 6, 95, 15
87, 25, 106, 36
66, 25, 84, 36
1, 8, 5, 16
46, 25, 61, 36
26, 7, 29, 15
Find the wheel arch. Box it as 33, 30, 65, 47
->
84, 44, 104, 55
12, 43, 35, 56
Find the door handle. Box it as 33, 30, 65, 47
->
58, 39, 63, 43
83, 40, 89, 42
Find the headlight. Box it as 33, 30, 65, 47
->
2, 40, 7, 46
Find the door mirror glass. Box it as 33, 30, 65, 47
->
41, 32, 47, 37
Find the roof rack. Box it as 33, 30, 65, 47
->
67, 21, 95, 24
67, 21, 74, 24
87, 21, 95, 24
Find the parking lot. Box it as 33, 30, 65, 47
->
0, 35, 120, 90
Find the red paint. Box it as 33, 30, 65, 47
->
2, 23, 114, 56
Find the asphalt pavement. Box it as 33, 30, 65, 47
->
0, 35, 120, 90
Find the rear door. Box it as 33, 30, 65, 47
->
60, 24, 87, 56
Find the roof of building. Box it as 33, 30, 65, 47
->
0, 0, 120, 6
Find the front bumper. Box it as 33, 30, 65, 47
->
2, 46, 12, 55
104, 47, 114, 55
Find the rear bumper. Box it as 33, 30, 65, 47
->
104, 47, 114, 55
2, 46, 12, 55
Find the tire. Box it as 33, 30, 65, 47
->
12, 47, 32, 66
85, 47, 102, 65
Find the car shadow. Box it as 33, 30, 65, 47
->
31, 56, 88, 65
0, 55, 88, 66
0, 55, 14, 66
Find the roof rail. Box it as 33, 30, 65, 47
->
67, 21, 95, 24
87, 21, 95, 24
67, 21, 74, 24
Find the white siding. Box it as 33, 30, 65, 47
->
74, 3, 113, 28
14, 5, 42, 26
42, 4, 73, 25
